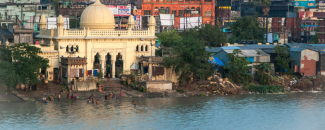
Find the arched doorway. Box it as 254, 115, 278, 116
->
105, 53, 112, 77
93, 53, 100, 69
115, 53, 123, 77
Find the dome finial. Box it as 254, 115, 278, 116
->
94, 0, 102, 4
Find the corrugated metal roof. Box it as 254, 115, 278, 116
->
285, 43, 310, 52
0, 29, 13, 36
221, 46, 240, 50
223, 49, 269, 57
239, 44, 277, 50
206, 47, 223, 53
308, 44, 325, 54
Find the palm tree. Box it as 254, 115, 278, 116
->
255, 62, 272, 85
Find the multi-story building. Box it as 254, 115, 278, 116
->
0, 0, 56, 28
141, 0, 215, 29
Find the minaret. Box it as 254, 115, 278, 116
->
39, 14, 47, 30
148, 16, 156, 36
127, 15, 135, 30
57, 14, 64, 36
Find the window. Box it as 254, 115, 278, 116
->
204, 0, 211, 2
185, 7, 190, 14
26, 36, 30, 43
173, 0, 177, 1
185, 0, 189, 2
166, 7, 170, 14
141, 45, 144, 51
166, 0, 170, 2
20, 36, 24, 43
196, 7, 200, 14
145, 45, 148, 51
51, 6, 53, 10
42, 6, 48, 10
136, 45, 139, 51
144, 10, 151, 15
38, 6, 41, 10
76, 45, 79, 52
179, 0, 183, 2
71, 45, 74, 52
191, 0, 195, 1
208, 11, 211, 16
155, 7, 159, 14
205, 11, 207, 16
179, 10, 184, 16
66, 45, 69, 52
160, 7, 166, 14
172, 10, 177, 16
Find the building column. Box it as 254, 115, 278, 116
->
83, 65, 87, 81
111, 60, 116, 78
91, 60, 94, 76
101, 60, 105, 78
67, 65, 71, 90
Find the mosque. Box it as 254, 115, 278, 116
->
35, 0, 158, 87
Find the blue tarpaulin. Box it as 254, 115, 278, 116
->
208, 57, 224, 66
94, 69, 98, 76
246, 57, 254, 63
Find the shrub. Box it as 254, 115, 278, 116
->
249, 85, 284, 93
176, 89, 185, 93
272, 76, 279, 82
199, 93, 206, 96
244, 83, 255, 91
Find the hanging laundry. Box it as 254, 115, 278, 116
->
94, 69, 98, 77
88, 70, 92, 76
75, 68, 79, 77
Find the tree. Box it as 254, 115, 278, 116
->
256, 0, 271, 42
274, 45, 290, 73
0, 61, 20, 90
163, 36, 214, 84
255, 62, 272, 85
157, 29, 182, 47
97, 71, 103, 82
230, 15, 265, 43
226, 49, 252, 84
0, 43, 49, 88
181, 24, 227, 47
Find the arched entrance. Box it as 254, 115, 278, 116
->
105, 53, 112, 77
115, 53, 123, 78
93, 53, 100, 69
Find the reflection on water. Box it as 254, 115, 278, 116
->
1, 92, 325, 130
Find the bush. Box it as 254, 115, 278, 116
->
137, 86, 143, 92
272, 76, 279, 82
244, 83, 255, 91
249, 85, 284, 93
176, 89, 185, 93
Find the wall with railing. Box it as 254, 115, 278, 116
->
39, 28, 153, 37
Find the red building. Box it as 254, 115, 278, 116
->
141, 0, 215, 29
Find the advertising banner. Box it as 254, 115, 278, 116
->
107, 5, 119, 16
118, 6, 131, 16
299, 11, 317, 20
294, 0, 315, 8
107, 5, 131, 16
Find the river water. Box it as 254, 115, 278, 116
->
1, 92, 325, 130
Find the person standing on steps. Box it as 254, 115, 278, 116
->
74, 92, 77, 101
120, 88, 123, 98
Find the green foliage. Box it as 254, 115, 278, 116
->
248, 85, 284, 93
155, 48, 162, 57
0, 43, 49, 88
0, 61, 20, 90
181, 24, 227, 47
157, 29, 182, 47
60, 85, 68, 91
137, 86, 146, 92
244, 83, 256, 91
176, 89, 185, 93
199, 93, 206, 96
272, 76, 280, 82
255, 63, 272, 85
163, 35, 214, 83
230, 15, 265, 43
97, 71, 103, 82
311, 22, 319, 44
274, 45, 290, 72
226, 49, 252, 84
